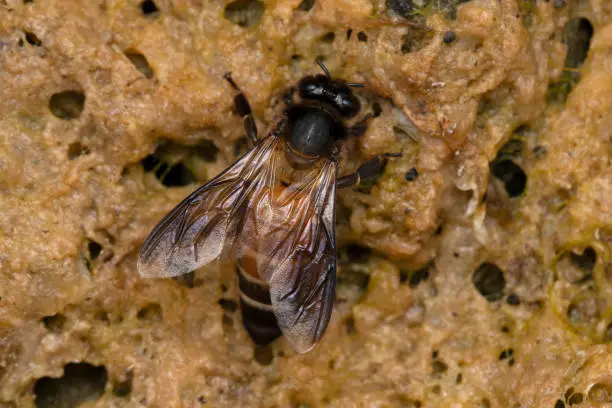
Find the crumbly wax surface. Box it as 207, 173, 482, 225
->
1, 0, 611, 407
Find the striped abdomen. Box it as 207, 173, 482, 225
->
236, 255, 282, 345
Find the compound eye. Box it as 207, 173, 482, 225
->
336, 92, 361, 117
298, 76, 325, 99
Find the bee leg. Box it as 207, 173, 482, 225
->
336, 152, 401, 189
282, 86, 296, 105
224, 73, 258, 145
348, 113, 373, 137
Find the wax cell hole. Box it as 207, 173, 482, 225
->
405, 167, 419, 181
499, 137, 524, 159
224, 0, 264, 28
233, 137, 250, 157
506, 293, 520, 305
588, 382, 612, 403
253, 344, 274, 365
431, 359, 448, 378
570, 247, 597, 274
372, 102, 382, 117
386, 0, 422, 19
194, 139, 219, 162
25, 31, 42, 46
88, 241, 102, 261
345, 244, 371, 263
222, 314, 234, 329
49, 90, 85, 120
410, 267, 430, 286
400, 28, 433, 54
174, 271, 196, 288
124, 51, 154, 79
34, 363, 108, 408
297, 0, 315, 11
67, 142, 89, 159
605, 323, 612, 342
141, 155, 196, 187
112, 371, 132, 397
490, 160, 527, 197
398, 397, 422, 407
558, 248, 597, 283
95, 311, 110, 324
140, 0, 159, 15
472, 263, 506, 301
548, 18, 593, 104
568, 393, 584, 405
345, 316, 356, 334
42, 314, 66, 332
533, 145, 547, 158
499, 348, 514, 360
480, 399, 491, 408
563, 18, 593, 69
320, 32, 335, 43
338, 268, 370, 294
443, 31, 456, 44
400, 266, 430, 287
137, 303, 162, 322
218, 298, 238, 313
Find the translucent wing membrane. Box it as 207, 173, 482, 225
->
137, 136, 280, 278
238, 160, 338, 353
138, 134, 338, 353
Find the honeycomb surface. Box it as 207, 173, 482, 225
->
0, 0, 611, 407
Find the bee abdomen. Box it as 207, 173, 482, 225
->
237, 261, 282, 345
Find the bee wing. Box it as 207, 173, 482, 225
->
137, 136, 281, 278
241, 159, 338, 353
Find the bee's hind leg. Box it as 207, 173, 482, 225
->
224, 73, 258, 145
336, 152, 401, 189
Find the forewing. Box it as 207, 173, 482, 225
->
242, 160, 338, 353
137, 136, 280, 278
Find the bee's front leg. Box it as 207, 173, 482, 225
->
336, 152, 401, 189
224, 73, 258, 145
347, 113, 373, 137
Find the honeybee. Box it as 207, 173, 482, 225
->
138, 63, 398, 353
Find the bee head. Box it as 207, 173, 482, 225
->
297, 74, 361, 118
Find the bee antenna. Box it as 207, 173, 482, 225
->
346, 83, 365, 88
316, 60, 331, 78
